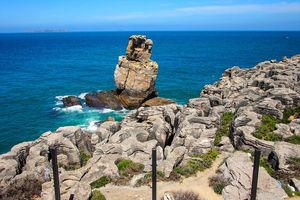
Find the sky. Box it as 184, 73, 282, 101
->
0, 0, 300, 32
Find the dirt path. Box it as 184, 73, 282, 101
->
99, 155, 225, 200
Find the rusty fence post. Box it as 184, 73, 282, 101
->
152, 147, 157, 200
250, 149, 261, 200
49, 146, 61, 200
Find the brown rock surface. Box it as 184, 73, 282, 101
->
85, 90, 123, 110
114, 35, 159, 108
62, 96, 81, 107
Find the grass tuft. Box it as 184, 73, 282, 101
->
214, 112, 234, 145
90, 176, 111, 189
209, 175, 230, 195
282, 106, 300, 124
175, 149, 220, 177
253, 115, 283, 141
91, 190, 106, 200
80, 150, 92, 166
116, 159, 144, 177
285, 135, 300, 145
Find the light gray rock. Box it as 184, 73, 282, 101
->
220, 151, 287, 200
273, 142, 300, 171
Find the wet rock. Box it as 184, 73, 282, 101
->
85, 90, 123, 110
62, 96, 81, 107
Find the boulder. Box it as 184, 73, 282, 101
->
85, 90, 123, 110
62, 96, 81, 107
220, 151, 287, 200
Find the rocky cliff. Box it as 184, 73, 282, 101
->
1, 53, 300, 200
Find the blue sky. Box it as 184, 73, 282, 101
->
0, 0, 300, 32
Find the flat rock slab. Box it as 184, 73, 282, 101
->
220, 151, 287, 200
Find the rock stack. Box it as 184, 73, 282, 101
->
84, 35, 174, 110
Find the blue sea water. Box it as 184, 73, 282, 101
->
0, 31, 300, 153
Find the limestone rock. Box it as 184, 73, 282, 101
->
62, 96, 81, 107
114, 35, 159, 108
85, 90, 123, 110
220, 151, 287, 200
142, 97, 175, 107
126, 35, 153, 62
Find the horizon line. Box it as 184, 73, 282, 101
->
1, 29, 300, 34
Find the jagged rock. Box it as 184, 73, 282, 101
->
187, 98, 211, 116
274, 123, 294, 138
220, 151, 287, 200
114, 35, 159, 108
62, 96, 81, 107
85, 90, 123, 110
217, 136, 234, 153
126, 35, 153, 62
273, 142, 300, 171
142, 97, 175, 107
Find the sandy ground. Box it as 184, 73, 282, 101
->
95, 153, 300, 200
99, 155, 225, 200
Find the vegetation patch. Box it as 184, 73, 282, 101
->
284, 135, 300, 145
80, 150, 92, 166
253, 115, 283, 141
282, 106, 300, 124
214, 112, 234, 145
175, 149, 220, 177
112, 159, 145, 185
91, 190, 106, 200
209, 175, 230, 195
116, 159, 144, 177
0, 176, 43, 200
62, 164, 81, 171
90, 176, 111, 189
259, 158, 275, 177
161, 190, 200, 200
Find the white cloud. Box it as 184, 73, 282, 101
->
176, 2, 300, 14
93, 2, 300, 21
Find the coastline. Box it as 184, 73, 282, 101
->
1, 53, 300, 199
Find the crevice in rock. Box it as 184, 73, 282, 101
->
16, 148, 30, 175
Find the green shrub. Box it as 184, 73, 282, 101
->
91, 190, 106, 200
214, 112, 234, 145
90, 176, 111, 189
259, 158, 274, 177
282, 106, 300, 124
116, 159, 144, 177
209, 175, 230, 195
285, 135, 300, 145
80, 150, 92, 166
253, 115, 283, 141
175, 149, 220, 177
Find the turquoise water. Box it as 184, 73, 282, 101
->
0, 31, 300, 153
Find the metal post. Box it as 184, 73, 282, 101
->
250, 149, 261, 200
50, 146, 61, 200
152, 147, 157, 200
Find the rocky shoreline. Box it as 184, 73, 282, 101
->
0, 36, 300, 199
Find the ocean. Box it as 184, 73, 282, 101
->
0, 31, 300, 154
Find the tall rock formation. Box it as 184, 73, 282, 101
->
114, 35, 158, 108
85, 35, 174, 110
